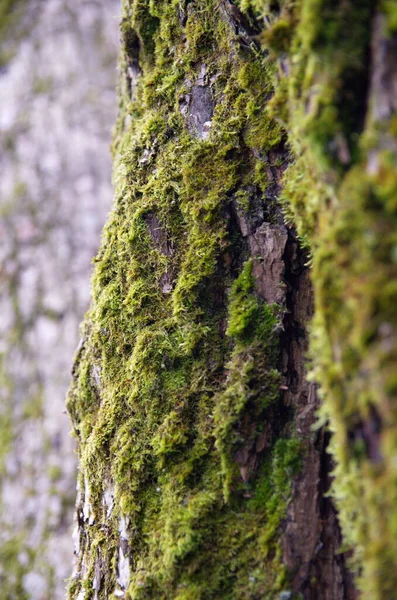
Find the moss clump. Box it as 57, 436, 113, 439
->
0, 0, 19, 34
262, 19, 293, 54
68, 1, 303, 598
382, 0, 397, 33
215, 261, 283, 499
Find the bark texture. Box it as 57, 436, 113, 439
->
67, 1, 397, 599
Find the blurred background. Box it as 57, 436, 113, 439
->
0, 1, 120, 597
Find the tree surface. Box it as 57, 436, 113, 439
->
67, 1, 397, 599
0, 1, 118, 598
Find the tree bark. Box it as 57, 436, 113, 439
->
67, 1, 397, 599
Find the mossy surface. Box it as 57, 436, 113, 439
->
67, 1, 302, 598
233, 0, 397, 597
69, 0, 397, 597
0, 0, 19, 33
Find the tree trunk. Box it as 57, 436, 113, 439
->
67, 1, 397, 599
0, 1, 118, 598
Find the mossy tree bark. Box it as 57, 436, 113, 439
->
67, 1, 397, 599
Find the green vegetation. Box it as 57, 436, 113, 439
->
69, 0, 397, 598
68, 1, 302, 597
236, 0, 397, 597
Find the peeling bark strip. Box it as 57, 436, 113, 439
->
67, 1, 396, 599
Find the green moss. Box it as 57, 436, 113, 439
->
22, 389, 43, 420
68, 1, 302, 597
382, 0, 397, 33
262, 19, 293, 54
48, 465, 63, 483
265, 0, 372, 177
214, 260, 283, 499
68, 0, 397, 596
233, 0, 397, 596
0, 0, 19, 34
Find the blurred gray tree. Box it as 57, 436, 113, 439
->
0, 1, 119, 598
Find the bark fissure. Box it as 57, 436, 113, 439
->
279, 230, 357, 599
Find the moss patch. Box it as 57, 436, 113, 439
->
234, 0, 397, 596
68, 1, 302, 598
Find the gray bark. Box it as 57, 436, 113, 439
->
0, 1, 119, 597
